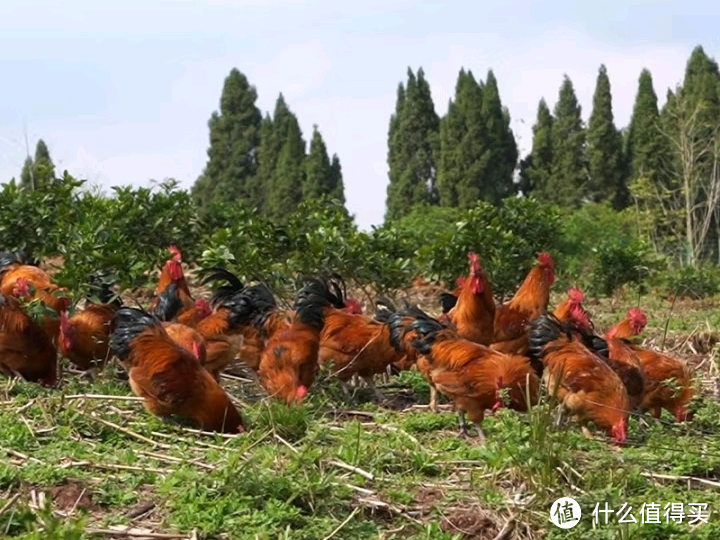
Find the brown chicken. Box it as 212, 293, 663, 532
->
0, 293, 58, 385
152, 282, 212, 329
316, 281, 409, 400
0, 251, 71, 343
389, 307, 539, 443
528, 314, 629, 444
58, 280, 123, 370
163, 322, 207, 362
553, 287, 587, 323
490, 252, 556, 355
257, 278, 329, 404
441, 252, 496, 345
605, 308, 648, 340
109, 307, 245, 433
604, 310, 695, 421
149, 245, 194, 315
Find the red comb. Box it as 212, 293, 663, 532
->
538, 252, 554, 268
455, 276, 467, 288
567, 287, 584, 303
168, 245, 182, 261
628, 307, 647, 325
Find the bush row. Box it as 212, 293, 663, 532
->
1, 174, 718, 301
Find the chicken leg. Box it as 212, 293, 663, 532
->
457, 410, 486, 444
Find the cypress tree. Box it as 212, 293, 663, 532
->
436, 69, 487, 208
19, 156, 34, 191
520, 99, 554, 198
626, 69, 668, 192
33, 140, 55, 187
385, 67, 440, 221
264, 99, 306, 222
304, 125, 344, 202
328, 154, 345, 204
548, 75, 587, 208
192, 68, 262, 209
479, 70, 519, 201
586, 65, 626, 207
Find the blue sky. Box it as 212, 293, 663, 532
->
0, 0, 717, 229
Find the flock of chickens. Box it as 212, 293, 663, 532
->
0, 246, 699, 445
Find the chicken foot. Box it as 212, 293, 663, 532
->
429, 385, 439, 412
457, 410, 486, 444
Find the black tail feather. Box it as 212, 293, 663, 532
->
109, 307, 161, 361
439, 292, 459, 314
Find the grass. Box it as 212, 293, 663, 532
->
2, 291, 720, 539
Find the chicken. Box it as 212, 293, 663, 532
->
437, 276, 467, 314
605, 307, 648, 340
257, 278, 329, 404
162, 322, 207, 363
388, 307, 540, 443
528, 314, 629, 444
148, 245, 194, 315
152, 282, 212, 329
553, 287, 588, 323
58, 276, 122, 370
604, 310, 695, 421
197, 268, 280, 375
0, 293, 58, 385
490, 252, 556, 355
0, 250, 71, 343
59, 303, 119, 370
441, 252, 496, 345
316, 281, 409, 400
109, 307, 245, 433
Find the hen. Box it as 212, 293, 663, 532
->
109, 307, 244, 433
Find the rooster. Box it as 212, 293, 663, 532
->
604, 310, 695, 421
605, 308, 648, 340
198, 268, 282, 375
149, 245, 194, 315
0, 293, 59, 385
0, 251, 71, 343
440, 252, 495, 345
257, 278, 329, 404
109, 307, 245, 433
490, 252, 556, 355
389, 307, 539, 443
528, 314, 629, 444
152, 282, 212, 329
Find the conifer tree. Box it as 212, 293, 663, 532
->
626, 69, 668, 192
264, 98, 306, 222
436, 69, 486, 208
586, 65, 626, 207
519, 99, 554, 197
328, 154, 346, 204
548, 75, 587, 208
385, 67, 440, 221
479, 70, 519, 201
304, 125, 346, 203
192, 68, 262, 209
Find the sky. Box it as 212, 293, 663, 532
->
0, 0, 718, 230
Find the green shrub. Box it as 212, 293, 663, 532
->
660, 265, 720, 299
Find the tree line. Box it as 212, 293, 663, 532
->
13, 45, 720, 269
385, 46, 720, 267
